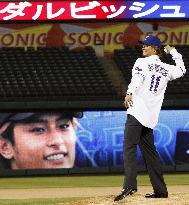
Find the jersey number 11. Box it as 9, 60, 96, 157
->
150, 75, 161, 93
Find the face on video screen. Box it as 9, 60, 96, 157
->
0, 112, 78, 169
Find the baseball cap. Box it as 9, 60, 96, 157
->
0, 111, 83, 127
138, 35, 162, 48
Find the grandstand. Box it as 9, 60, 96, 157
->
0, 44, 188, 110
0, 46, 119, 109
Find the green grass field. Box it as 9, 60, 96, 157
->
0, 173, 188, 189
0, 198, 84, 205
0, 173, 188, 205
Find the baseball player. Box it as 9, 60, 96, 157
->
114, 35, 186, 201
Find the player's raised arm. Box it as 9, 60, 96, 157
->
165, 45, 186, 81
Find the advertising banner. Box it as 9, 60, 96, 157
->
0, 21, 189, 53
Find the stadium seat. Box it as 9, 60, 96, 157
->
0, 47, 118, 105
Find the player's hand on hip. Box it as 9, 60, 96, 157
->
124, 95, 133, 108
164, 45, 175, 54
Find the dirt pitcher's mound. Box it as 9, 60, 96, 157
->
62, 193, 189, 205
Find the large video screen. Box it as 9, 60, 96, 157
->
0, 110, 188, 170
